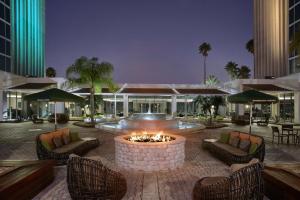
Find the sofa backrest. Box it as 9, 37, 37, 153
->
39, 128, 70, 149
227, 131, 263, 148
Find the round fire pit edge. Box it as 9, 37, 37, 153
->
114, 134, 186, 172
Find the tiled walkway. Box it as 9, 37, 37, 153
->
0, 122, 299, 199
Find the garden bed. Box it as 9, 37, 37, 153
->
73, 121, 96, 128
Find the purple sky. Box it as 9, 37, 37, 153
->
46, 0, 253, 84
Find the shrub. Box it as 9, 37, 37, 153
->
48, 113, 69, 124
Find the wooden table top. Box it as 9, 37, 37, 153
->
264, 163, 300, 192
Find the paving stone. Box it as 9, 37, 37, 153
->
0, 122, 299, 199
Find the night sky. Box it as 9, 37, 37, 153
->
46, 0, 253, 84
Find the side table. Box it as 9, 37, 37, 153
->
202, 138, 218, 150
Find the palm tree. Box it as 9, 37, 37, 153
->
46, 67, 56, 77
246, 39, 254, 76
81, 95, 104, 113
194, 95, 213, 125
238, 65, 251, 79
246, 39, 254, 54
198, 42, 212, 84
211, 96, 225, 117
224, 61, 239, 80
205, 75, 220, 87
108, 83, 119, 118
66, 56, 114, 123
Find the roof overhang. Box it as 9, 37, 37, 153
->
242, 84, 290, 91
224, 79, 299, 93
71, 83, 230, 95
8, 78, 57, 92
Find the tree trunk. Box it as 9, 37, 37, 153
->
203, 56, 206, 85
90, 87, 95, 124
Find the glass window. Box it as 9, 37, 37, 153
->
0, 37, 5, 54
295, 22, 300, 32
290, 7, 295, 24
296, 4, 300, 21
296, 0, 300, 4
4, 0, 9, 7
4, 7, 9, 23
5, 40, 9, 55
295, 57, 300, 72
5, 56, 10, 72
0, 54, 5, 71
290, 0, 295, 7
0, 20, 5, 36
0, 3, 4, 19
5, 24, 9, 38
289, 25, 295, 42
289, 59, 295, 73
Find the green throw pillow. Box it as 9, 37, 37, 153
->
249, 143, 258, 154
70, 132, 81, 142
219, 133, 230, 143
41, 141, 52, 151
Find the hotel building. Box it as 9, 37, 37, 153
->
2, 0, 300, 124
0, 0, 11, 72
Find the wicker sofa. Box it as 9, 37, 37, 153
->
193, 162, 264, 200
203, 131, 265, 165
67, 155, 127, 200
36, 128, 99, 165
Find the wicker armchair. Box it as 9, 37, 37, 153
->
204, 132, 265, 165
67, 156, 127, 200
193, 162, 264, 200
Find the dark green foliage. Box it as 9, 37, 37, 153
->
246, 39, 254, 54
66, 56, 114, 123
46, 67, 56, 77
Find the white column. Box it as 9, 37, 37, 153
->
114, 94, 117, 118
184, 96, 188, 118
123, 95, 128, 117
236, 104, 245, 116
271, 100, 279, 119
294, 92, 300, 123
0, 91, 3, 121
171, 95, 177, 117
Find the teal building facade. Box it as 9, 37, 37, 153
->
11, 0, 45, 77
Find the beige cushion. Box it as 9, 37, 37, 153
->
213, 142, 247, 156
53, 141, 85, 153
230, 158, 259, 173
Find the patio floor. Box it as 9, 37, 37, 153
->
0, 122, 299, 199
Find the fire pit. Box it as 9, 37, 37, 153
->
115, 132, 185, 171
127, 131, 175, 143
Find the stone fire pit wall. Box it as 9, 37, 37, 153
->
114, 134, 186, 171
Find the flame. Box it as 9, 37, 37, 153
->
128, 131, 173, 142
